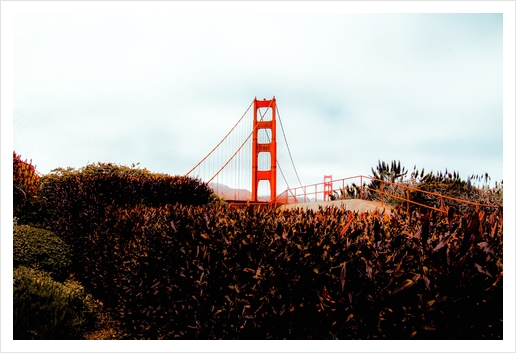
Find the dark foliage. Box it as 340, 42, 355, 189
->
70, 203, 502, 339
14, 155, 502, 339
39, 162, 212, 274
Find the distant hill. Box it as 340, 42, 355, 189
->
209, 182, 252, 200
209, 182, 313, 203
276, 191, 314, 204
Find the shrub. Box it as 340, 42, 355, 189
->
208, 193, 227, 207
13, 267, 94, 340
13, 225, 72, 282
74, 203, 502, 339
366, 160, 502, 214
39, 162, 212, 275
13, 152, 45, 226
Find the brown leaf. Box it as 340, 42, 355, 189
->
391, 279, 414, 294
477, 242, 493, 254
340, 262, 347, 292
422, 274, 431, 291
365, 260, 373, 280
340, 212, 354, 236
474, 263, 493, 277
253, 267, 262, 279
432, 241, 446, 253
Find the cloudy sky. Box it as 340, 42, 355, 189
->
4, 1, 515, 195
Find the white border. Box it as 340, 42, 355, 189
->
2, 1, 514, 352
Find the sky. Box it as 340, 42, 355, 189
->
1, 1, 516, 351
4, 1, 514, 193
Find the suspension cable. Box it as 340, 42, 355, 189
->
207, 101, 274, 184
185, 100, 254, 176
257, 108, 292, 193
277, 105, 303, 188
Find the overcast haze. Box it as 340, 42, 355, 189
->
9, 4, 508, 192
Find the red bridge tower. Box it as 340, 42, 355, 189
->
252, 97, 277, 202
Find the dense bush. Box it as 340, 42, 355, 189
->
71, 203, 502, 339
13, 152, 45, 226
365, 160, 502, 214
13, 266, 94, 340
12, 153, 503, 339
13, 225, 72, 282
39, 162, 212, 274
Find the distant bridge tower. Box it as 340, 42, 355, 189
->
252, 97, 277, 202
324, 175, 333, 201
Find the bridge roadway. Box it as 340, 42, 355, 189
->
227, 199, 393, 214
278, 199, 393, 214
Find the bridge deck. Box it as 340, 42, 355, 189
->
278, 199, 393, 214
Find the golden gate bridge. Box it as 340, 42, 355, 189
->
185, 97, 500, 214
185, 97, 304, 204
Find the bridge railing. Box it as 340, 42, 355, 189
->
274, 175, 501, 215
275, 175, 365, 204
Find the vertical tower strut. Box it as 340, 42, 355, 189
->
252, 97, 277, 202
324, 175, 333, 201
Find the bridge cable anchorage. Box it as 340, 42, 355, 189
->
207, 101, 274, 185
184, 100, 254, 177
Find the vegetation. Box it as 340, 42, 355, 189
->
12, 153, 503, 339
330, 159, 502, 215
39, 162, 212, 277
13, 267, 94, 340
59, 202, 502, 339
369, 160, 502, 206
13, 152, 45, 227
13, 225, 72, 282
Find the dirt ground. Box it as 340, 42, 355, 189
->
279, 199, 393, 214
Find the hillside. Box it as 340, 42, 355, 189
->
209, 182, 252, 200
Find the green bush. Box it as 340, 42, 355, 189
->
13, 266, 94, 340
13, 225, 72, 282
